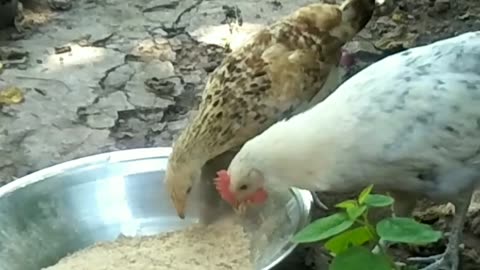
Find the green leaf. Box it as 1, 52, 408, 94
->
346, 205, 367, 220
358, 184, 374, 204
335, 199, 358, 209
292, 213, 355, 243
324, 226, 374, 254
364, 194, 395, 208
377, 217, 443, 245
330, 246, 392, 270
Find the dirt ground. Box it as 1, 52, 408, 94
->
0, 0, 480, 269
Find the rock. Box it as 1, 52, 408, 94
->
86, 113, 117, 129
130, 39, 176, 62
102, 64, 136, 90
20, 126, 113, 174
152, 27, 168, 37
145, 76, 183, 97
166, 118, 189, 133
374, 26, 418, 52
82, 91, 134, 129
182, 72, 203, 85
168, 38, 183, 50
125, 60, 176, 109
97, 91, 134, 111
123, 117, 147, 132
344, 40, 382, 56
159, 130, 173, 141
151, 122, 167, 132
128, 90, 174, 109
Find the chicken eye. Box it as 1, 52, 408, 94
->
186, 187, 192, 194
239, 184, 248, 190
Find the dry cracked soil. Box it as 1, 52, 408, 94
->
1, 0, 480, 269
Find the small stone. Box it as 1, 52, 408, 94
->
151, 122, 167, 132
87, 113, 117, 129
344, 40, 381, 55
102, 64, 136, 89
81, 91, 134, 116
124, 60, 176, 109
130, 39, 176, 62
160, 131, 173, 141
128, 91, 173, 109
124, 118, 147, 132
168, 38, 183, 50
152, 28, 168, 37
145, 76, 183, 97
183, 73, 202, 85
54, 46, 72, 54
48, 0, 72, 11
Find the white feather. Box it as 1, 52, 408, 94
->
229, 31, 480, 200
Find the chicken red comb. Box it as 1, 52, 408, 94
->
214, 170, 268, 206
214, 170, 237, 206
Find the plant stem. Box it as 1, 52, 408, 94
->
360, 212, 400, 270
362, 213, 377, 241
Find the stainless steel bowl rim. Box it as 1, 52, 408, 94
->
0, 147, 313, 270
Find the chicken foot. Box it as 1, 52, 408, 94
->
407, 190, 472, 270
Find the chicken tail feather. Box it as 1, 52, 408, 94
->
334, 0, 376, 42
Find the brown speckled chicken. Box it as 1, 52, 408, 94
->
165, 0, 376, 221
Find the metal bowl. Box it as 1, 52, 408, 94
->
0, 147, 312, 270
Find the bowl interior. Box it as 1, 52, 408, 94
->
0, 148, 311, 270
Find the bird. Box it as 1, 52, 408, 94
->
218, 31, 480, 270
165, 0, 376, 221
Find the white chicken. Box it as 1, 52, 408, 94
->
220, 31, 480, 270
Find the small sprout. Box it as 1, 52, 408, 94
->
346, 205, 367, 220
364, 194, 394, 208
292, 184, 442, 270
330, 246, 392, 270
325, 226, 373, 255
335, 199, 358, 209
358, 184, 374, 204
376, 217, 442, 245
292, 213, 354, 243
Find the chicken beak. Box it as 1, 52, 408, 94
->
174, 201, 186, 219
170, 192, 187, 219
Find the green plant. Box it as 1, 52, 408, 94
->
292, 185, 442, 270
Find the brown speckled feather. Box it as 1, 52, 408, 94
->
172, 0, 375, 163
